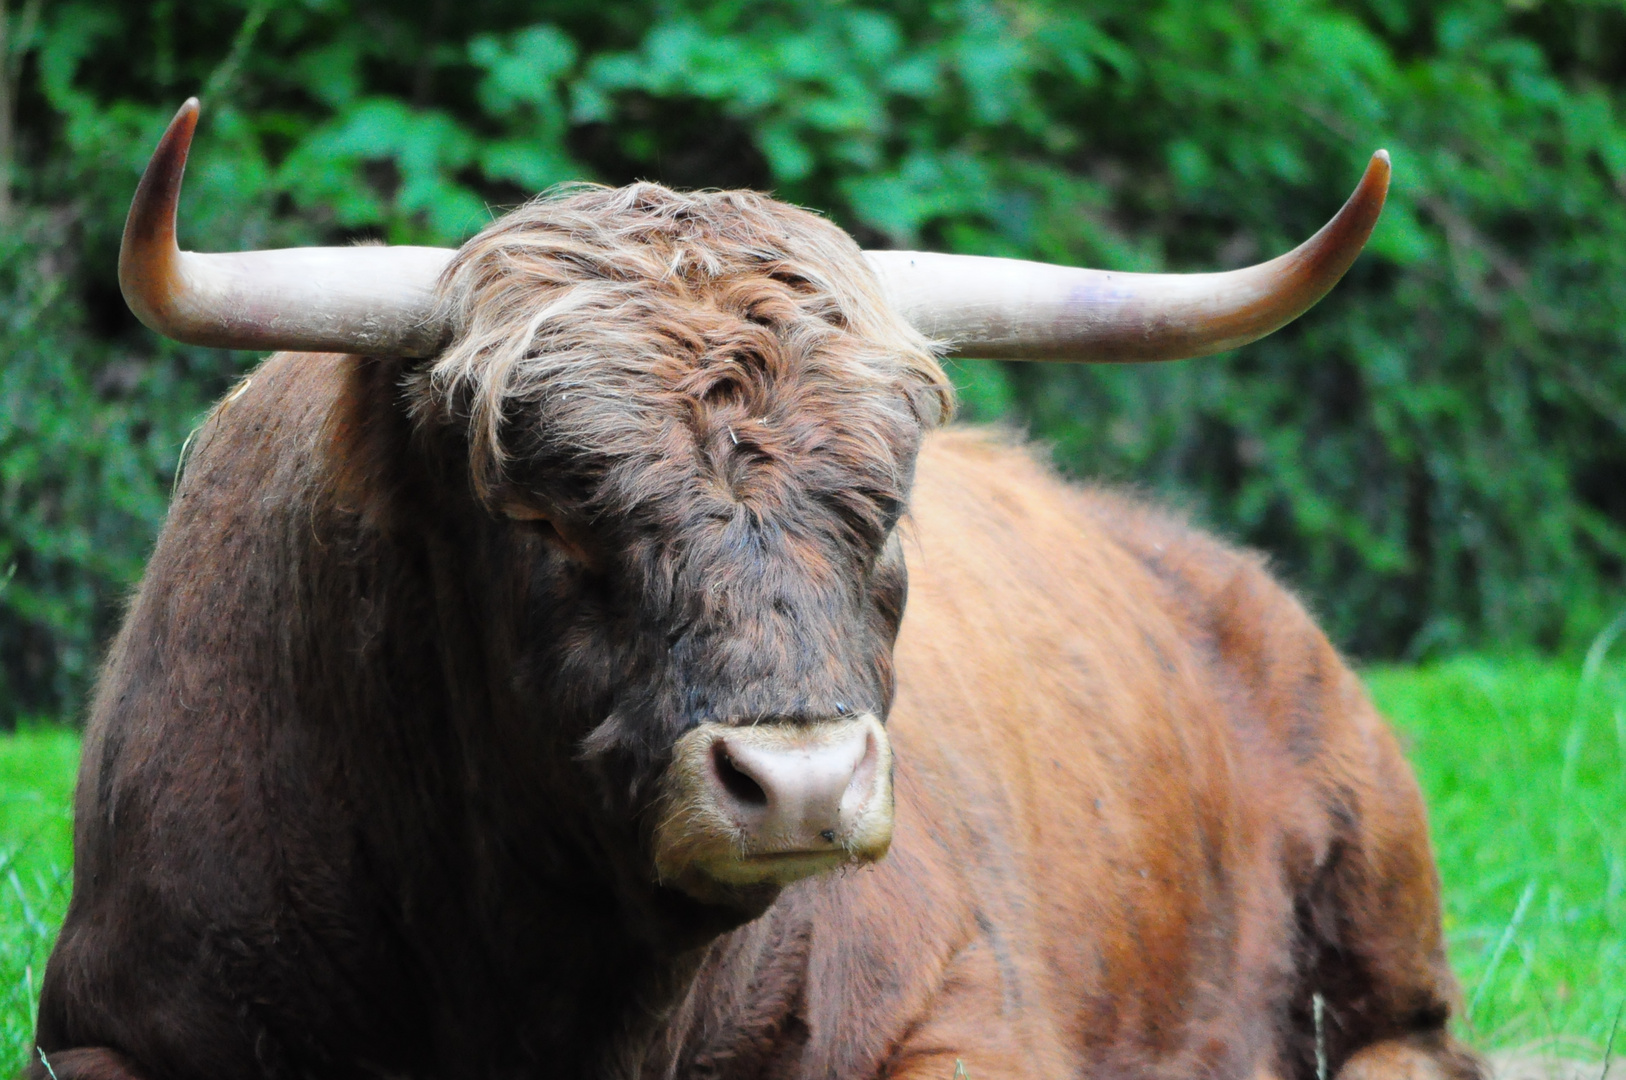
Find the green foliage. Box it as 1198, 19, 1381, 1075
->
1, 0, 1624, 721
3, 657, 1621, 1069
0, 209, 242, 721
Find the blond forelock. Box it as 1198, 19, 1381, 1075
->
419, 182, 951, 503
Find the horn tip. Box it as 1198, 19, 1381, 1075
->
1367, 149, 1392, 191
169, 98, 200, 145
121, 98, 204, 334
1358, 149, 1391, 209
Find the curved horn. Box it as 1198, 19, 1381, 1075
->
120, 98, 456, 357
124, 99, 1385, 362
863, 151, 1390, 362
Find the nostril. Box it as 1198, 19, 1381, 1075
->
712, 742, 769, 808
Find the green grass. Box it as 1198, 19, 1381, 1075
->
0, 658, 1620, 1072
1367, 656, 1626, 1056
0, 725, 77, 1077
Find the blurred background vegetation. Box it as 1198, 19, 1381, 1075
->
1, 0, 1625, 725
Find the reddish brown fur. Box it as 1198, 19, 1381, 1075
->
31, 184, 1478, 1080
639, 432, 1476, 1079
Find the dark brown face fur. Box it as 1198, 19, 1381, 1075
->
414, 182, 948, 901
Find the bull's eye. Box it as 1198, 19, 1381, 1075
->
502, 502, 588, 563
501, 501, 552, 526
521, 517, 565, 545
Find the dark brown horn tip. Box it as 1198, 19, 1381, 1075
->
1369, 151, 1390, 203
1334, 149, 1391, 256
1370, 151, 1391, 218
123, 99, 198, 249
1363, 148, 1390, 212
120, 99, 201, 332
1258, 148, 1391, 342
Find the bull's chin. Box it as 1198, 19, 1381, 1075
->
716, 849, 866, 881
662, 844, 891, 911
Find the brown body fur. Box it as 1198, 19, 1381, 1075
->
31, 183, 1476, 1080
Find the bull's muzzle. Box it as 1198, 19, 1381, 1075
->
653, 714, 894, 901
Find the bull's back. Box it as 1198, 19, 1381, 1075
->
742, 428, 1454, 1079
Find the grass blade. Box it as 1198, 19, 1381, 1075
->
1468, 879, 1537, 1025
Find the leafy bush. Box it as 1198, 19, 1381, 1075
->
1, 0, 1624, 723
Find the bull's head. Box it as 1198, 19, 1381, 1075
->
119, 99, 1387, 911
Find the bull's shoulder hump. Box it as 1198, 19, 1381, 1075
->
909, 424, 1346, 693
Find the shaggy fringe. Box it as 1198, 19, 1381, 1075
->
421, 182, 952, 503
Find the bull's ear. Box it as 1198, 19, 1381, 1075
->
324, 355, 426, 533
